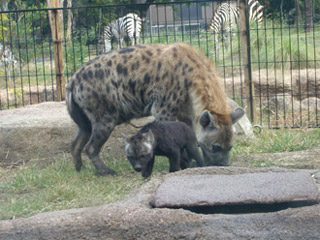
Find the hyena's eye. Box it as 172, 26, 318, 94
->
140, 154, 149, 159
212, 145, 223, 152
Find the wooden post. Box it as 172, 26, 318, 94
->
239, 0, 256, 123
47, 0, 65, 101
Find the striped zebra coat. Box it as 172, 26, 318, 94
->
102, 13, 142, 51
208, 0, 264, 48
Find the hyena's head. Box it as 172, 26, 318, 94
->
198, 108, 245, 166
123, 130, 155, 178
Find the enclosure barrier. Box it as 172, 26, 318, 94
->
0, 0, 319, 128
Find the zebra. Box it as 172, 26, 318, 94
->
0, 45, 17, 66
0, 44, 18, 87
207, 0, 264, 49
102, 13, 142, 51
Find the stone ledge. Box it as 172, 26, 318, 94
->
152, 171, 320, 208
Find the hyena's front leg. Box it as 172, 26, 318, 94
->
186, 142, 205, 167
142, 156, 155, 178
85, 115, 117, 176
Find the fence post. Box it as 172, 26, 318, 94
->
47, 0, 65, 101
239, 0, 256, 123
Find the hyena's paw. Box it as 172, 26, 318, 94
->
96, 166, 117, 176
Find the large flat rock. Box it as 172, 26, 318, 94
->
153, 171, 320, 208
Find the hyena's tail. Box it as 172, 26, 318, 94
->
66, 84, 92, 133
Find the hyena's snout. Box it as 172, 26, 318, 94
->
133, 163, 142, 172
200, 145, 231, 167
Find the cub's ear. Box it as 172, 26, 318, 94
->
231, 107, 245, 124
199, 110, 216, 129
121, 133, 129, 144
143, 130, 155, 145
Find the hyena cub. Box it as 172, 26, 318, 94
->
123, 121, 204, 178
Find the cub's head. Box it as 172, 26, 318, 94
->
198, 108, 245, 166
123, 130, 155, 178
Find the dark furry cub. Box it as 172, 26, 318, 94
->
123, 121, 204, 178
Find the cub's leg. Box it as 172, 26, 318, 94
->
180, 149, 190, 170
168, 149, 181, 172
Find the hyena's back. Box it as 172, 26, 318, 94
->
68, 43, 214, 125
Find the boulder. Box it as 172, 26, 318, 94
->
228, 98, 254, 137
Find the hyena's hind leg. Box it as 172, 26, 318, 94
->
85, 115, 117, 176
71, 128, 91, 171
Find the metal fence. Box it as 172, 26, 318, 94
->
0, 0, 319, 128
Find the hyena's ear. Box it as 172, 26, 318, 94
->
231, 107, 245, 124
199, 110, 216, 129
121, 133, 129, 144
143, 130, 155, 145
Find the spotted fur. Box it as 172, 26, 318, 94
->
66, 43, 244, 175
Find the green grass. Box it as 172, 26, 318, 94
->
0, 155, 170, 220
230, 128, 320, 167
1, 128, 319, 220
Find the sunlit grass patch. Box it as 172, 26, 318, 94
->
0, 152, 172, 220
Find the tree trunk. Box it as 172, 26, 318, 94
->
47, 0, 65, 101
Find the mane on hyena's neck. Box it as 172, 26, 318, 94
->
185, 47, 231, 125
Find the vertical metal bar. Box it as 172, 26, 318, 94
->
31, 11, 39, 104
195, 1, 200, 50
15, 11, 24, 107
271, 16, 278, 128
39, 10, 48, 102
188, 2, 192, 44
149, 5, 153, 43
203, 1, 209, 57
179, 3, 184, 42
311, 0, 318, 126
173, 3, 177, 42
8, 12, 18, 108
63, 8, 70, 83
288, 11, 295, 127
23, 11, 32, 105
164, 4, 168, 44
85, 9, 90, 59
303, 0, 310, 126
239, 0, 256, 123
295, 7, 302, 127
256, 2, 263, 127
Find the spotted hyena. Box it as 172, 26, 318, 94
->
66, 42, 244, 175
123, 121, 204, 178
